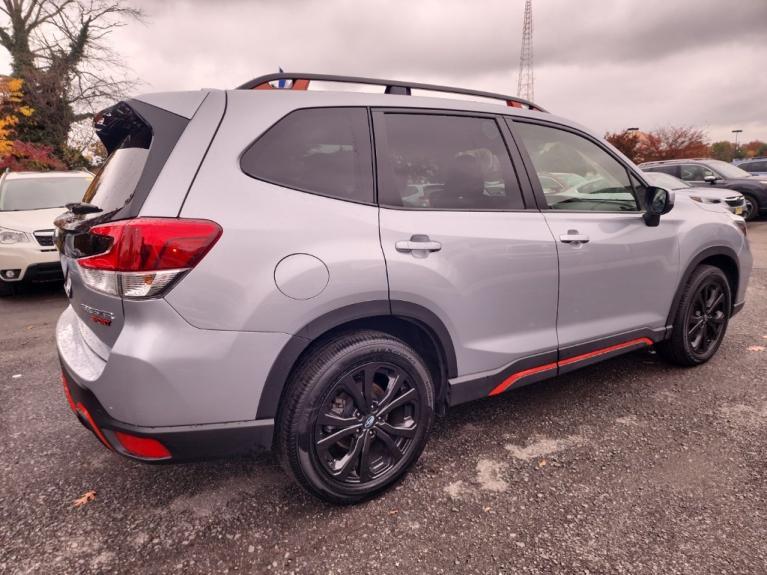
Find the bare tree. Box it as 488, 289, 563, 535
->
0, 0, 142, 163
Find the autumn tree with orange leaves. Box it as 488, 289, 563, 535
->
0, 75, 64, 170
606, 126, 709, 164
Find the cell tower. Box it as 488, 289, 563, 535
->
517, 0, 534, 102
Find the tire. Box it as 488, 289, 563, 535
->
658, 265, 731, 366
742, 194, 759, 221
277, 330, 435, 504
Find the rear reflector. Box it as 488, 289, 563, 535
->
115, 431, 171, 459
77, 218, 222, 299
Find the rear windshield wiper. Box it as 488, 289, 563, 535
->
66, 202, 102, 215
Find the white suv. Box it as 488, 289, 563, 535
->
0, 170, 92, 295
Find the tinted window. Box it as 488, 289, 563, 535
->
0, 176, 92, 211
644, 165, 680, 178
515, 122, 638, 212
741, 160, 767, 173
377, 114, 523, 210
679, 164, 715, 181
83, 125, 151, 213
241, 107, 374, 203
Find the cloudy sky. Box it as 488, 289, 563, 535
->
4, 0, 767, 142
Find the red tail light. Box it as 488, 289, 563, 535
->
77, 218, 222, 298
114, 431, 171, 459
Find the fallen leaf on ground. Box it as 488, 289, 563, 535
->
388, 509, 398, 515
538, 459, 547, 467
747, 345, 765, 352
73, 491, 96, 508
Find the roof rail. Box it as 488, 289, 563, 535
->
236, 72, 547, 112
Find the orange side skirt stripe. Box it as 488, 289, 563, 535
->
488, 337, 654, 396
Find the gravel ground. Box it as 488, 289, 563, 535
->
1, 223, 766, 575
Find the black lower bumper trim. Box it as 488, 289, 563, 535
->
60, 361, 275, 462
25, 262, 64, 283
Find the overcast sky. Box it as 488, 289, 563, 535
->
4, 0, 767, 142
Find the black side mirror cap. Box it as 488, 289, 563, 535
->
643, 186, 674, 227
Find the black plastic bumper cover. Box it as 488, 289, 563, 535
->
60, 361, 275, 462
25, 262, 64, 283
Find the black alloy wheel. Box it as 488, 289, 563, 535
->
685, 278, 728, 357
659, 264, 732, 366
278, 330, 434, 504
314, 362, 420, 484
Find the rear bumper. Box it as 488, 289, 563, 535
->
55, 301, 290, 461
60, 362, 274, 461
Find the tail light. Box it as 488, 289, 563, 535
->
77, 218, 222, 299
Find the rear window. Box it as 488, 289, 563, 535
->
0, 176, 92, 211
83, 125, 151, 213
644, 164, 680, 178
82, 100, 188, 220
240, 107, 374, 204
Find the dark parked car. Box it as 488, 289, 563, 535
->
734, 157, 767, 177
639, 158, 767, 221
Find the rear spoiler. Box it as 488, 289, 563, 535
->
94, 102, 148, 154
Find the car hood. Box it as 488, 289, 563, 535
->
721, 177, 767, 188
679, 186, 742, 200
0, 207, 68, 231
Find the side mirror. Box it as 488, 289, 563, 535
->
643, 186, 674, 227
704, 175, 718, 184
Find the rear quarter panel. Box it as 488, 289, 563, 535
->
167, 91, 389, 333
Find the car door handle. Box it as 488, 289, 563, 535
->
559, 233, 590, 244
395, 235, 442, 253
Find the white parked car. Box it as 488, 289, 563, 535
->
0, 170, 92, 295
642, 171, 746, 217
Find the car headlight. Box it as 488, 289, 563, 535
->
0, 227, 30, 244
759, 180, 767, 185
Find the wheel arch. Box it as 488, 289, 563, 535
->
255, 300, 458, 421
666, 246, 740, 327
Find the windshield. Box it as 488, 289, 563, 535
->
0, 176, 92, 211
705, 160, 752, 179
643, 171, 690, 190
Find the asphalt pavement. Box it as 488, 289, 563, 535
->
1, 223, 766, 575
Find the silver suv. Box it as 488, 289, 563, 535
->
55, 73, 753, 504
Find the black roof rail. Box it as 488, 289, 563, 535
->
236, 72, 547, 113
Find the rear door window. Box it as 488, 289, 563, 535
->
375, 113, 524, 210
240, 107, 374, 204
743, 160, 767, 172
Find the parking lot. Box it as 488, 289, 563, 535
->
0, 222, 764, 575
